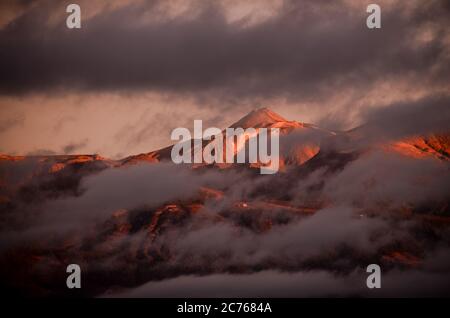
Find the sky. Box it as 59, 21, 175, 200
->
0, 0, 449, 158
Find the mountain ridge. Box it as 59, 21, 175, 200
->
1, 108, 449, 172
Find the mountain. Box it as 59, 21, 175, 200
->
1, 108, 448, 177
120, 108, 449, 171
121, 108, 334, 168
2, 108, 448, 180
1, 108, 449, 297
383, 134, 450, 161
230, 107, 295, 128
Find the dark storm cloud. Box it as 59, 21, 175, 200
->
0, 0, 448, 100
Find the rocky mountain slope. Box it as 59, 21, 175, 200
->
0, 108, 449, 297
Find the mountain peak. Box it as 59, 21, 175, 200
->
230, 108, 288, 128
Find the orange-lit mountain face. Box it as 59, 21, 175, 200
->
121, 108, 332, 168
382, 134, 450, 161
119, 108, 450, 167
0, 109, 450, 297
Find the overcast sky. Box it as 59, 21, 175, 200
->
0, 0, 448, 158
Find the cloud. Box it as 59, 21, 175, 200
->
107, 270, 366, 297
0, 0, 450, 298
62, 139, 89, 154
357, 95, 450, 143
1, 138, 450, 296
107, 266, 450, 297
0, 0, 448, 103
322, 151, 450, 208
0, 0, 448, 157
0, 112, 24, 134
158, 205, 390, 272
4, 162, 242, 236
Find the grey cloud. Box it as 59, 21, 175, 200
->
153, 205, 391, 273
358, 95, 450, 143
0, 0, 448, 104
23, 162, 243, 234
107, 270, 366, 297
107, 266, 450, 297
322, 151, 450, 208
62, 138, 89, 154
